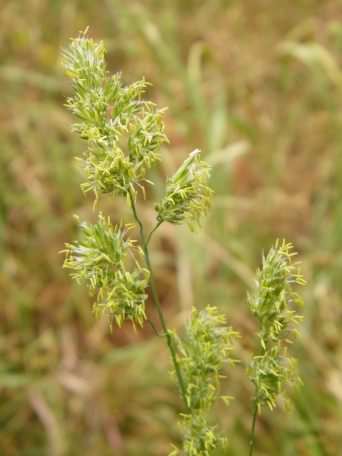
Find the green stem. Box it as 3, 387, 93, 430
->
249, 397, 258, 456
146, 219, 163, 246
146, 318, 163, 337
128, 189, 188, 409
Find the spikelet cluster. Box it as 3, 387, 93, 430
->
61, 31, 168, 200
63, 214, 149, 327
171, 307, 238, 455
156, 150, 213, 230
248, 240, 306, 410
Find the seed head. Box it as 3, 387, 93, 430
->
248, 240, 306, 410
63, 214, 149, 327
156, 150, 213, 230
61, 31, 168, 200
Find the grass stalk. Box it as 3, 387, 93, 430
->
249, 398, 258, 456
128, 188, 188, 409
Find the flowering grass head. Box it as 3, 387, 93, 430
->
171, 307, 238, 455
248, 240, 306, 410
63, 214, 149, 327
61, 31, 168, 201
156, 149, 213, 230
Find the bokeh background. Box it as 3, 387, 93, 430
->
1, 1, 342, 455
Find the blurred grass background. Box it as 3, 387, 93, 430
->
1, 0, 342, 454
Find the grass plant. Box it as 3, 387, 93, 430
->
61, 32, 305, 455
1, 1, 342, 455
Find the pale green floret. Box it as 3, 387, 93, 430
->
63, 214, 149, 327
61, 32, 168, 200
248, 240, 306, 410
171, 307, 238, 455
156, 149, 213, 230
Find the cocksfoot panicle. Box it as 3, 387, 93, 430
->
63, 214, 149, 327
156, 149, 213, 230
61, 32, 306, 456
61, 31, 168, 200
170, 307, 238, 455
248, 240, 306, 410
